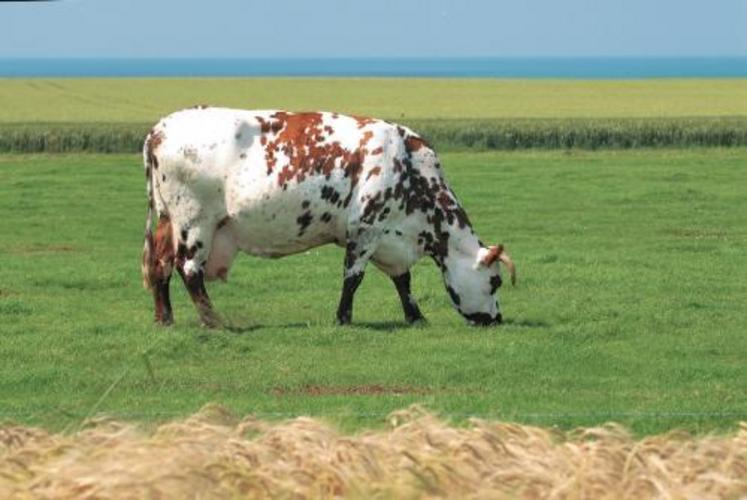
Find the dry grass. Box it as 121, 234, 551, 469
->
1, 406, 745, 499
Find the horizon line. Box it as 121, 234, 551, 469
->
1, 55, 746, 60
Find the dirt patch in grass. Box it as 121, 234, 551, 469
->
1, 405, 745, 499
6, 244, 80, 255
272, 384, 429, 396
667, 228, 730, 240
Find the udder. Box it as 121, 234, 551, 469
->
371, 231, 422, 277
204, 224, 238, 281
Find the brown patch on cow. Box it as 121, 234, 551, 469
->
146, 129, 165, 170
366, 166, 382, 180
257, 112, 371, 194
359, 130, 374, 148
147, 215, 176, 323
370, 146, 384, 155
405, 135, 427, 153
437, 191, 454, 210
354, 116, 376, 129
154, 216, 175, 266
271, 384, 428, 397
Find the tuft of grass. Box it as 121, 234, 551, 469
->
0, 150, 745, 435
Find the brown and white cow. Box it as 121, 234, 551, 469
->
142, 107, 515, 327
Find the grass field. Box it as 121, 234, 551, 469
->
1, 149, 745, 435
2, 78, 746, 123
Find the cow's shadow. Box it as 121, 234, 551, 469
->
349, 320, 424, 332
501, 318, 550, 328
214, 318, 546, 334
220, 320, 420, 334
220, 322, 307, 334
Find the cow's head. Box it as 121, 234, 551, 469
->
443, 244, 516, 326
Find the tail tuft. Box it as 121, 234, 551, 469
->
142, 230, 155, 290
142, 132, 157, 290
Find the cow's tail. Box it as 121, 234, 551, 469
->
141, 132, 157, 291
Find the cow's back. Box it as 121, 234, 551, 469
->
148, 107, 424, 257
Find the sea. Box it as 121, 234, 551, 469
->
1, 57, 746, 78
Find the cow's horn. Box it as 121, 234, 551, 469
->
498, 250, 517, 286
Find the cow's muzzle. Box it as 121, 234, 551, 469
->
464, 312, 503, 326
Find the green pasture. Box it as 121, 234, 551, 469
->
1, 78, 746, 123
1, 149, 745, 435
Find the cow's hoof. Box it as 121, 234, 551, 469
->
406, 316, 427, 325
199, 313, 222, 329
336, 316, 352, 326
155, 316, 173, 326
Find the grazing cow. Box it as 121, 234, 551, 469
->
142, 107, 515, 327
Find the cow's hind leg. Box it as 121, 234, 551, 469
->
174, 222, 221, 328
145, 215, 176, 325
336, 236, 374, 325
177, 266, 220, 328
391, 271, 426, 324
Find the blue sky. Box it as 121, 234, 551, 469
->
2, 0, 746, 58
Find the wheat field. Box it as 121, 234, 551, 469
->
1, 405, 745, 499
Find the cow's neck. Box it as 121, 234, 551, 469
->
428, 219, 482, 292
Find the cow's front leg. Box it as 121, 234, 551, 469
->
391, 271, 426, 324
336, 238, 371, 325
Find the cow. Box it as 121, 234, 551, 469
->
141, 107, 515, 327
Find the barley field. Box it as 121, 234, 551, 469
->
2, 405, 746, 498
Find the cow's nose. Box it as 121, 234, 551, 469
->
466, 312, 500, 326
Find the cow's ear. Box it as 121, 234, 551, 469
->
476, 245, 503, 268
